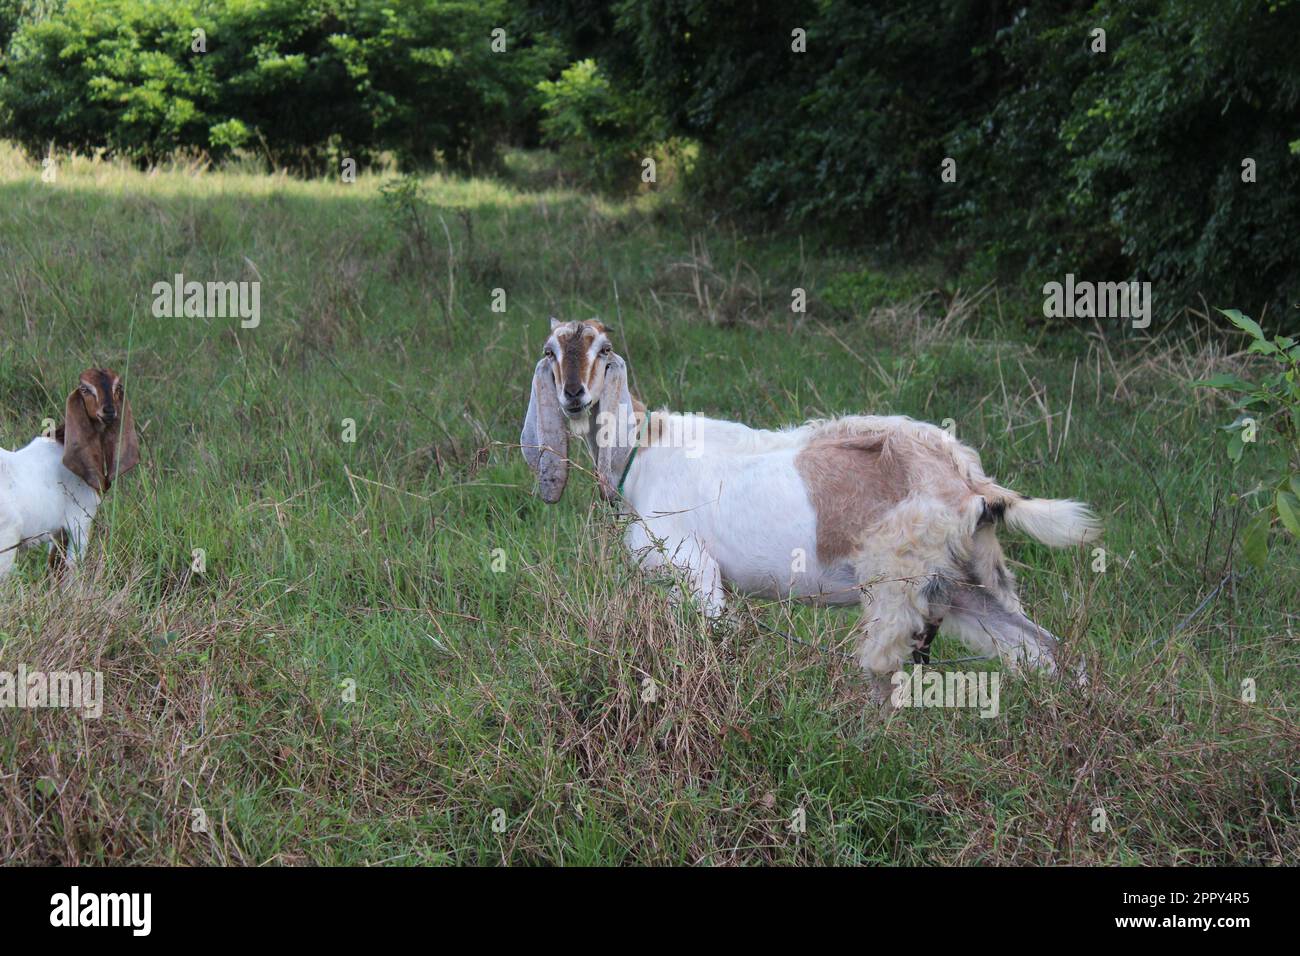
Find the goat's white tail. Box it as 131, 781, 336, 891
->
998, 495, 1101, 547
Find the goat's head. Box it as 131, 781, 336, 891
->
540, 317, 618, 417
521, 318, 637, 503
60, 367, 140, 493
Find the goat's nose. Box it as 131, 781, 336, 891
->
564, 385, 584, 400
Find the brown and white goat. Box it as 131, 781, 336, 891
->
521, 319, 1100, 678
0, 368, 140, 578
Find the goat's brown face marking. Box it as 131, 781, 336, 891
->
75, 368, 124, 427
541, 318, 614, 417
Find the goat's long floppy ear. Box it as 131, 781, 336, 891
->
104, 395, 140, 488
592, 355, 637, 503
61, 388, 106, 492
520, 357, 569, 503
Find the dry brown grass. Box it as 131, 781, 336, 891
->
650, 234, 772, 328
0, 559, 284, 864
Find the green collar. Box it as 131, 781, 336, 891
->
616, 412, 649, 498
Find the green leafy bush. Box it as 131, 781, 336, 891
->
1054, 0, 1300, 318
0, 0, 56, 57
1197, 309, 1300, 566
212, 0, 559, 173
0, 0, 559, 172
601, 0, 1300, 320
0, 0, 221, 163
537, 58, 654, 190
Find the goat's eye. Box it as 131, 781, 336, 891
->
79, 386, 92, 396
599, 346, 612, 356
543, 348, 555, 359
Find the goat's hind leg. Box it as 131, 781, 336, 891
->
934, 522, 1074, 677
911, 619, 940, 664
852, 507, 952, 677
854, 576, 930, 676
938, 582, 1061, 673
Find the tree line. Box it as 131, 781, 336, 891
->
1, 0, 1296, 319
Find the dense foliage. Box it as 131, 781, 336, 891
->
576, 0, 1300, 318
1, 0, 1296, 315
536, 58, 656, 190
0, 0, 557, 172
1197, 309, 1300, 565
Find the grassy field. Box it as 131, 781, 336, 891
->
0, 144, 1296, 865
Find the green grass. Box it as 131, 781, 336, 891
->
0, 145, 1296, 865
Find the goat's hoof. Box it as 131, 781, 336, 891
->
866, 674, 899, 709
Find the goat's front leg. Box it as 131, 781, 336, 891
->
0, 515, 18, 581
46, 529, 70, 576
681, 540, 725, 617
60, 515, 94, 573
626, 523, 726, 616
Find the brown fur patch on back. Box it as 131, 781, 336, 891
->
795, 436, 910, 564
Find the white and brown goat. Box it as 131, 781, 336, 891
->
521, 319, 1100, 677
0, 368, 140, 579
